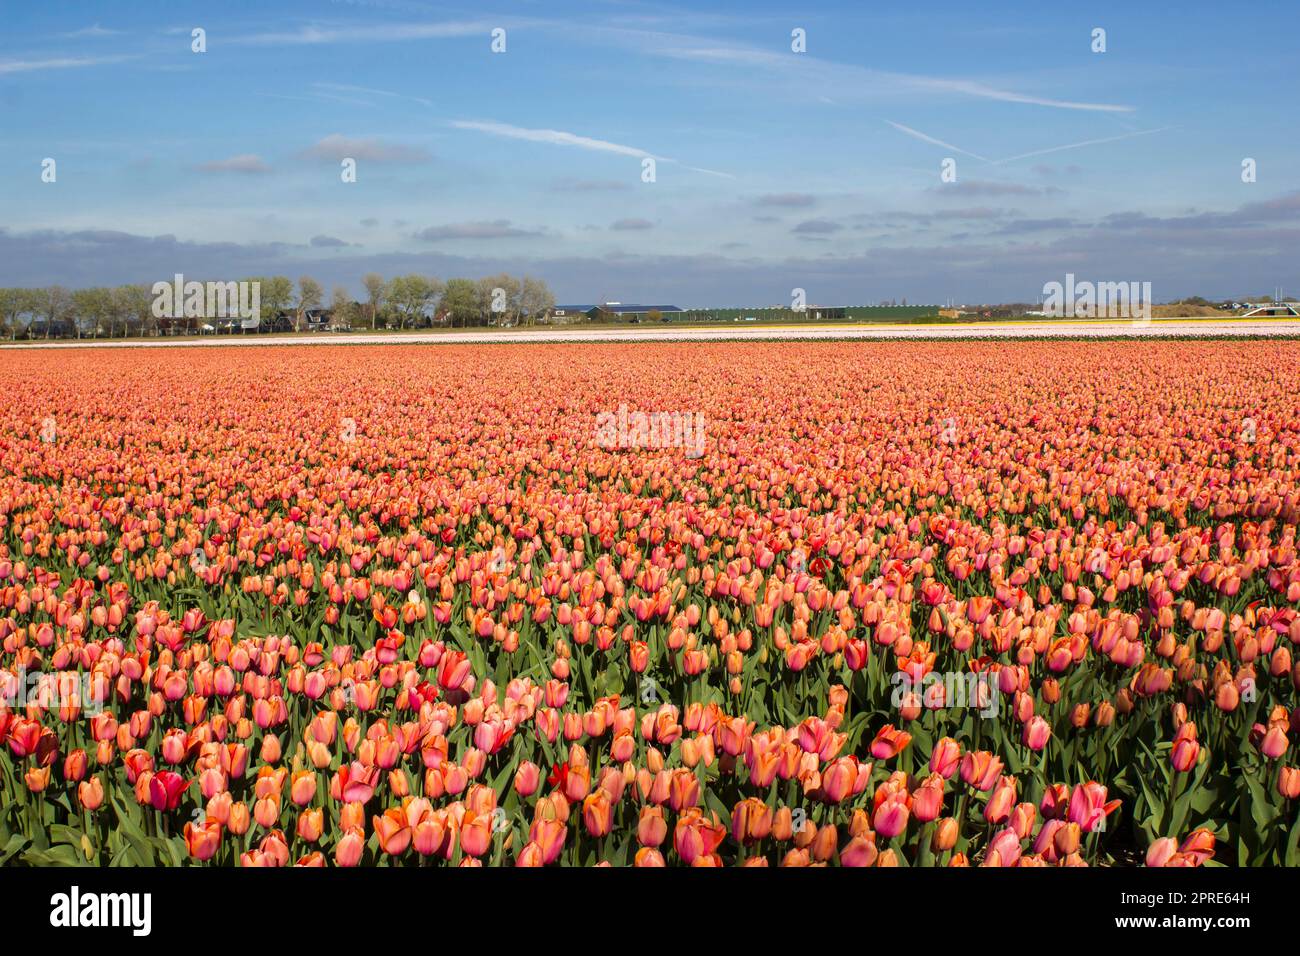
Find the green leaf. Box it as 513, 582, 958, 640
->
22, 844, 83, 866
0, 833, 30, 865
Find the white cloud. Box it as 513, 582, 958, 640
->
0, 55, 132, 75
62, 25, 123, 38
197, 154, 271, 174
299, 135, 432, 164
234, 20, 497, 46
415, 220, 544, 241
597, 26, 1135, 113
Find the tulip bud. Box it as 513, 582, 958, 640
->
1277, 766, 1300, 800
1041, 678, 1060, 704
772, 806, 794, 841
932, 817, 959, 852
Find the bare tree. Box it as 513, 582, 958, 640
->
520, 276, 555, 326
330, 285, 353, 330
473, 277, 498, 327
487, 274, 521, 325
117, 284, 154, 337
38, 286, 71, 339
0, 289, 28, 340
362, 273, 387, 330
296, 276, 323, 330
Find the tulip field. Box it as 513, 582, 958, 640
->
2, 339, 1299, 868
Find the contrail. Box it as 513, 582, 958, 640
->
990, 127, 1173, 165
884, 121, 991, 162
450, 119, 734, 178
887, 120, 1171, 167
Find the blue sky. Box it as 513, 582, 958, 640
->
1, 0, 1297, 305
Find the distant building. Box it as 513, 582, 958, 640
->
593, 304, 683, 322
264, 311, 296, 333
1241, 301, 1300, 317
547, 305, 590, 324
26, 318, 77, 338
799, 306, 846, 320
549, 303, 684, 323
302, 308, 333, 331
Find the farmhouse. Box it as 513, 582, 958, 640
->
547, 305, 591, 323
302, 307, 333, 331
25, 317, 77, 338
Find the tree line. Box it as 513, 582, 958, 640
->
360, 273, 556, 330
0, 273, 557, 338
